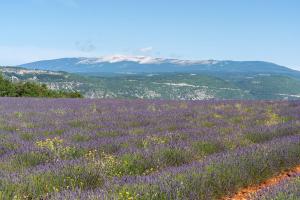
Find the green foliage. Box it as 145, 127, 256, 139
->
245, 132, 272, 143
19, 133, 35, 141
91, 152, 155, 177
96, 130, 120, 138
201, 121, 215, 128
10, 152, 49, 169
43, 129, 64, 136
129, 128, 145, 135
192, 141, 223, 158
117, 154, 155, 176
0, 73, 82, 98
156, 148, 191, 167
71, 134, 91, 142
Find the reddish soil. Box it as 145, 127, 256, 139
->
222, 165, 300, 200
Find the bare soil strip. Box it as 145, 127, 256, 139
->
222, 165, 300, 200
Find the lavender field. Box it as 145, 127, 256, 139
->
1, 98, 300, 199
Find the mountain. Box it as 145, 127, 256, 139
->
2, 66, 300, 100
19, 56, 300, 77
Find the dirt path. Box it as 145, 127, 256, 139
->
222, 165, 300, 200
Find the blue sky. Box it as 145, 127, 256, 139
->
1, 0, 300, 69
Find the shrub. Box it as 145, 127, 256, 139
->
0, 73, 82, 98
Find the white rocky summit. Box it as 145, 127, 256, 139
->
77, 55, 219, 65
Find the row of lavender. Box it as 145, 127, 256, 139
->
252, 173, 300, 199
0, 98, 300, 199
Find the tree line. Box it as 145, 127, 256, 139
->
0, 74, 82, 98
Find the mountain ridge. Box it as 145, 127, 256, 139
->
19, 56, 300, 77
